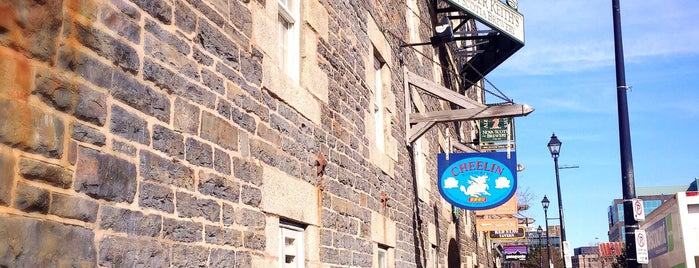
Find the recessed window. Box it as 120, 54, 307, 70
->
377, 246, 388, 268
373, 51, 386, 152
278, 0, 299, 80
280, 222, 305, 268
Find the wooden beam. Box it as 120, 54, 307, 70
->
451, 137, 478, 152
409, 104, 534, 124
407, 121, 435, 144
405, 70, 484, 109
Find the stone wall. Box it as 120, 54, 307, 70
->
0, 0, 493, 267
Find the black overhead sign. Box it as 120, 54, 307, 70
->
439, 0, 524, 83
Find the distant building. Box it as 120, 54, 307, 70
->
571, 242, 623, 268
607, 179, 698, 242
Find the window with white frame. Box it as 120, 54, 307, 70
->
377, 245, 388, 268
373, 51, 386, 152
278, 0, 299, 80
280, 222, 305, 268
430, 245, 438, 268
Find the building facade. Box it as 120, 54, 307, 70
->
0, 0, 527, 267
607, 182, 697, 242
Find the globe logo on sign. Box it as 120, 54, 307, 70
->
438, 152, 517, 210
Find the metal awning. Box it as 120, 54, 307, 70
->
438, 0, 525, 84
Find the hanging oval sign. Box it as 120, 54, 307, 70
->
437, 152, 517, 210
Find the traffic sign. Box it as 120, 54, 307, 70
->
632, 198, 645, 221
635, 229, 649, 264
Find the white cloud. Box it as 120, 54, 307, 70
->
444, 177, 459, 189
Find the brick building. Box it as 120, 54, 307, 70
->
0, 0, 526, 267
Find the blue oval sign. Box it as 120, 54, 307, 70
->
437, 152, 517, 210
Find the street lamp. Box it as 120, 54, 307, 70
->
548, 133, 568, 268
542, 195, 552, 268
537, 225, 544, 268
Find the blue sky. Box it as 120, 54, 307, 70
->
487, 0, 699, 249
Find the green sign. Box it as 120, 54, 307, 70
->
479, 118, 514, 143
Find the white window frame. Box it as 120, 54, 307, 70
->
278, 0, 299, 81
280, 222, 305, 268
377, 246, 388, 268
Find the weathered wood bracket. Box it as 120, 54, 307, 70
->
403, 66, 534, 145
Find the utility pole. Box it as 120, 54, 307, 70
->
611, 0, 640, 267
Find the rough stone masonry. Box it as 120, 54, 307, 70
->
0, 0, 492, 267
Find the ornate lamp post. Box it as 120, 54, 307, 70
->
537, 225, 544, 268
548, 133, 568, 267
542, 196, 552, 268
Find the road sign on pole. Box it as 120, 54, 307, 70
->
632, 198, 645, 221
635, 229, 649, 264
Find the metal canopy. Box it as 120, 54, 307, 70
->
438, 0, 525, 84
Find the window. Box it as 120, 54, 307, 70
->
278, 0, 299, 80
373, 52, 386, 152
280, 222, 305, 268
377, 246, 388, 268
430, 245, 438, 268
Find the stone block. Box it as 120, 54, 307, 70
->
261, 166, 319, 225
198, 171, 239, 203
0, 100, 64, 158
18, 157, 73, 188
241, 185, 261, 206
229, 0, 252, 36
140, 150, 195, 190
110, 105, 151, 145
153, 124, 184, 159
111, 71, 171, 122
139, 181, 174, 213
0, 216, 96, 266
243, 231, 265, 250
232, 107, 257, 133
49, 192, 99, 222
222, 203, 236, 225
145, 33, 198, 80
57, 47, 114, 89
100, 4, 141, 43
98, 236, 169, 267
163, 217, 202, 243
201, 111, 238, 151
129, 0, 172, 24
213, 148, 231, 175
0, 148, 15, 205
233, 157, 262, 186
185, 137, 213, 168
240, 49, 262, 86
197, 20, 239, 69
202, 68, 225, 95
32, 70, 78, 112
99, 205, 162, 237
112, 139, 136, 157
174, 0, 197, 34
0, 0, 63, 62
143, 59, 215, 108
75, 84, 108, 126
173, 97, 200, 135
186, 0, 225, 27
13, 182, 50, 214
144, 19, 189, 54
208, 248, 236, 268
205, 225, 242, 246
71, 121, 107, 146
176, 191, 220, 222
0, 48, 31, 101
74, 146, 137, 202
73, 21, 139, 73
172, 244, 209, 268
216, 98, 232, 120
236, 207, 266, 229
